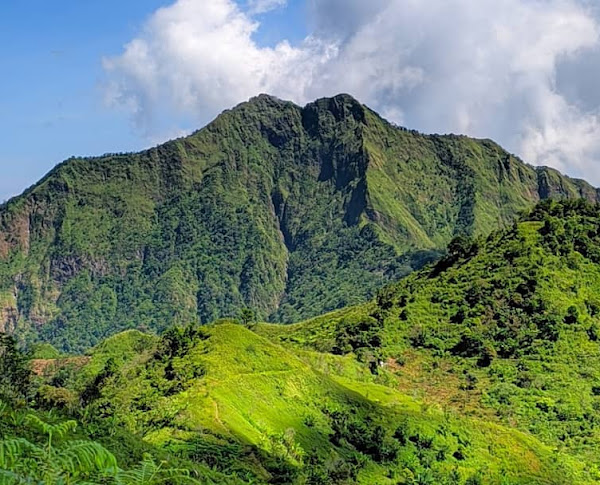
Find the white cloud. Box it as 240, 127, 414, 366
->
247, 0, 287, 15
103, 0, 600, 185
103, 0, 334, 135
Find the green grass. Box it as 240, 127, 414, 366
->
259, 200, 600, 478
7, 200, 600, 482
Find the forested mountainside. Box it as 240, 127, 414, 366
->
2, 200, 600, 484
0, 94, 597, 351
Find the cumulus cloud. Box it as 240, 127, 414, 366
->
103, 0, 600, 184
103, 0, 334, 134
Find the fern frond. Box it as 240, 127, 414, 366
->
0, 468, 32, 485
57, 440, 117, 476
0, 438, 44, 468
25, 415, 77, 440
115, 454, 199, 484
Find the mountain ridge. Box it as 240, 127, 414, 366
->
0, 93, 598, 350
4, 197, 600, 482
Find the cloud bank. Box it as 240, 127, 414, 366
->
103, 0, 600, 184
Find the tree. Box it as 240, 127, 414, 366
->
239, 308, 256, 327
159, 324, 206, 358
447, 236, 478, 260
0, 334, 32, 404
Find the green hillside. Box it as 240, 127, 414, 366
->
3, 200, 600, 483
0, 95, 597, 351
260, 199, 600, 474
12, 323, 588, 484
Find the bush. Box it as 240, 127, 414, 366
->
333, 315, 383, 356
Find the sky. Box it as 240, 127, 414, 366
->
2, 0, 600, 202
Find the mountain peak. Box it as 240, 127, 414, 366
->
312, 93, 363, 107
302, 93, 367, 127
239, 93, 365, 119
247, 93, 291, 106
246, 92, 362, 106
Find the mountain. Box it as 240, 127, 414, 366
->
1, 94, 598, 351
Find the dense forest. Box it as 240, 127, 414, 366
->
3, 200, 600, 483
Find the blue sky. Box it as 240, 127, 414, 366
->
2, 0, 600, 202
0, 0, 306, 201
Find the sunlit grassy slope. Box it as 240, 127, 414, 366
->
256, 199, 600, 478
18, 200, 600, 483
72, 321, 595, 484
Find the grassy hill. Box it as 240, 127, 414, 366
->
258, 199, 600, 474
29, 322, 588, 484
0, 94, 597, 351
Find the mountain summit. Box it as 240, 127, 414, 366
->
0, 94, 597, 350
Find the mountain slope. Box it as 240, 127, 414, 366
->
58, 323, 591, 484
6, 199, 600, 483
0, 94, 597, 350
259, 199, 600, 472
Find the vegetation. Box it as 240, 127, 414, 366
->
260, 199, 600, 478
0, 334, 31, 404
0, 410, 208, 484
2, 201, 600, 482
7, 321, 584, 484
1, 95, 597, 351
0, 334, 243, 484
2, 92, 600, 482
